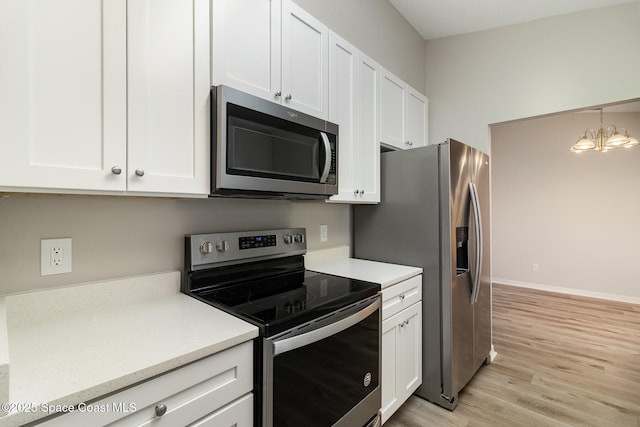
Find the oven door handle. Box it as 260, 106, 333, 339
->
273, 298, 380, 356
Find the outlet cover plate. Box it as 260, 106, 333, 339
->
320, 225, 328, 242
41, 238, 72, 276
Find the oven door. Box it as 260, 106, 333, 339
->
263, 296, 381, 427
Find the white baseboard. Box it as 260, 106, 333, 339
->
492, 277, 640, 305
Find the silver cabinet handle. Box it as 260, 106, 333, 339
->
154, 404, 167, 417
274, 90, 282, 98
135, 169, 145, 177
111, 166, 122, 175
285, 94, 292, 101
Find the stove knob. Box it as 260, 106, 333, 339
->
216, 240, 230, 252
200, 241, 214, 254
283, 235, 292, 244
293, 234, 304, 243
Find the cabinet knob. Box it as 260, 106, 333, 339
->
274, 90, 282, 98
399, 294, 405, 301
354, 190, 359, 195
285, 94, 292, 101
111, 166, 122, 175
154, 403, 167, 417
135, 169, 145, 177
359, 190, 364, 195
406, 141, 413, 147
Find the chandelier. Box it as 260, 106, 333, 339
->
570, 109, 638, 153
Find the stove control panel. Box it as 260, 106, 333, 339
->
239, 234, 277, 250
187, 228, 307, 270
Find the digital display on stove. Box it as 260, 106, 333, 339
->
239, 234, 277, 250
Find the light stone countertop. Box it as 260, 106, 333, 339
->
305, 246, 422, 288
0, 271, 258, 427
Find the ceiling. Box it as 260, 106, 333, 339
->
389, 0, 637, 40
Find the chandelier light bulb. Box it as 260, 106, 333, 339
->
605, 131, 629, 147
623, 135, 639, 148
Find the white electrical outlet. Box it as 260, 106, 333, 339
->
41, 238, 72, 276
320, 225, 328, 242
532, 263, 539, 272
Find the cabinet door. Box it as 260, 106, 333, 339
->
355, 53, 380, 203
397, 302, 422, 403
381, 302, 422, 424
406, 87, 428, 148
381, 314, 400, 424
0, 0, 127, 191
127, 0, 210, 195
328, 31, 358, 202
281, 0, 328, 119
379, 68, 406, 150
211, 0, 281, 102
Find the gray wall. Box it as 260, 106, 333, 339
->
0, 1, 425, 295
0, 195, 349, 294
492, 111, 640, 301
293, 0, 426, 92
424, 3, 640, 152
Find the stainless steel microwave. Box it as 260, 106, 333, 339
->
211, 85, 338, 199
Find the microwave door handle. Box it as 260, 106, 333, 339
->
272, 298, 380, 356
319, 132, 331, 184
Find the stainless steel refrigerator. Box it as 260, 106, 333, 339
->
354, 138, 492, 410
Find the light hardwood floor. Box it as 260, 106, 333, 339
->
385, 283, 640, 426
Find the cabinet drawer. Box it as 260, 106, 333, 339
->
38, 341, 253, 427
381, 274, 422, 320
189, 393, 253, 427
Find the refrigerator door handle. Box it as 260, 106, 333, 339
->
469, 182, 483, 304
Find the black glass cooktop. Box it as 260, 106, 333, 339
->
187, 256, 380, 336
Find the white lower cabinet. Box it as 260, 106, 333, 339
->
37, 341, 253, 427
381, 277, 423, 424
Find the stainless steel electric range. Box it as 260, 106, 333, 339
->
182, 228, 382, 427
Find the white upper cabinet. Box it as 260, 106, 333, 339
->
380, 67, 428, 150
211, 0, 281, 102
406, 88, 429, 149
281, 0, 328, 119
327, 30, 379, 204
0, 0, 209, 196
0, 0, 127, 191
355, 53, 381, 203
380, 69, 407, 150
127, 0, 210, 195
212, 0, 328, 119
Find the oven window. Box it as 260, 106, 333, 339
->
227, 103, 323, 182
272, 307, 379, 426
